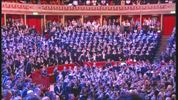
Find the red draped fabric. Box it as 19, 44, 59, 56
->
122, 15, 131, 21
84, 16, 100, 22
132, 15, 140, 21
46, 15, 61, 22
163, 14, 176, 36
1, 14, 4, 25
26, 15, 42, 34
31, 70, 50, 90
83, 61, 121, 68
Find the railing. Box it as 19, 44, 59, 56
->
2, 2, 175, 15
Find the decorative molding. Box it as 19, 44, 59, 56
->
2, 2, 175, 15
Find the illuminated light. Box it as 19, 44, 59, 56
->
157, 30, 161, 33
170, 11, 175, 14
33, 12, 38, 15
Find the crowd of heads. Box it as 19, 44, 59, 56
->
1, 17, 175, 99
53, 60, 176, 100
2, 17, 161, 73
3, 0, 176, 5
160, 27, 176, 62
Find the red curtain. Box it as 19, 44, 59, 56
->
84, 16, 100, 22
46, 15, 61, 22
163, 14, 176, 36
27, 15, 42, 34
132, 15, 140, 21
31, 70, 50, 90
65, 16, 81, 22
122, 15, 130, 21
1, 14, 4, 25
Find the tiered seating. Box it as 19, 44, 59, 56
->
1, 15, 175, 100
160, 27, 176, 62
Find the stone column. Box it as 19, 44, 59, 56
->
100, 15, 103, 25
120, 15, 122, 25
161, 14, 163, 30
24, 14, 27, 25
81, 15, 84, 24
44, 15, 46, 29
140, 14, 142, 27
41, 16, 44, 33
4, 14, 6, 26
62, 15, 65, 26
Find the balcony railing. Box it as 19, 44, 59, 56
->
2, 2, 175, 15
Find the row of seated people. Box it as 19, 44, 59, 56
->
2, 59, 176, 99
62, 0, 176, 6
159, 27, 176, 62
2, 17, 160, 76
1, 18, 175, 100
46, 16, 160, 34
2, 0, 176, 5
53, 60, 176, 99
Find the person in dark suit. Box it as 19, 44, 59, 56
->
53, 66, 59, 82
62, 67, 68, 79
25, 0, 30, 3
41, 66, 49, 77
114, 0, 120, 5
54, 83, 62, 96
25, 60, 32, 76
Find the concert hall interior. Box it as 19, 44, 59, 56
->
1, 0, 176, 100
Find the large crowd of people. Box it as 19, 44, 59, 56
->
159, 27, 176, 62
2, 60, 176, 99
1, 17, 176, 100
2, 0, 176, 5
2, 17, 160, 73
53, 60, 176, 100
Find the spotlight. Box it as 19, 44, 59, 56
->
32, 12, 39, 15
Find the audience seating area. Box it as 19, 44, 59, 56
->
160, 27, 176, 62
2, 0, 176, 5
1, 8, 176, 100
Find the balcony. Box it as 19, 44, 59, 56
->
2, 2, 175, 15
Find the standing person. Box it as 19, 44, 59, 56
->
62, 67, 68, 80
125, 19, 131, 33
54, 83, 62, 97
114, 0, 120, 5
53, 66, 59, 82
25, 59, 32, 77
120, 21, 125, 33
80, 0, 87, 5
25, 0, 30, 3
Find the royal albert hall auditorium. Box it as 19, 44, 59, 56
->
1, 0, 176, 100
